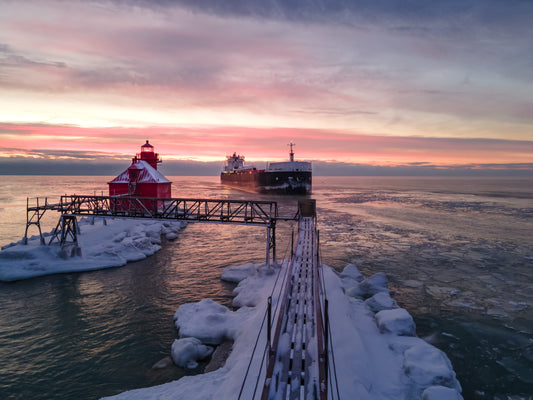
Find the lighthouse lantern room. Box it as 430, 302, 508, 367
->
108, 141, 171, 209
135, 140, 161, 169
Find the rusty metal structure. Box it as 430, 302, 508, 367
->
24, 195, 294, 264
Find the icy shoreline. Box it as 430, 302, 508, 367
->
0, 217, 185, 282
103, 262, 463, 400
0, 217, 463, 399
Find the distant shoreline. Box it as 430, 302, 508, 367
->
1, 173, 533, 177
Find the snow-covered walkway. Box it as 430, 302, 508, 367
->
264, 216, 325, 399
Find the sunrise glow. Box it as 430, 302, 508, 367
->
1, 1, 532, 174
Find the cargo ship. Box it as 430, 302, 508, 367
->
221, 144, 312, 194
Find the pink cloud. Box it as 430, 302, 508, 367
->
1, 123, 532, 167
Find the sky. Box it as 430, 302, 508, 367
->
0, 0, 532, 175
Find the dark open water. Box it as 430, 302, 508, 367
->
0, 176, 532, 400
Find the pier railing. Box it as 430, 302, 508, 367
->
238, 206, 335, 400
239, 211, 341, 399
50, 195, 279, 225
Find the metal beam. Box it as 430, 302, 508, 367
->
24, 195, 296, 265
50, 195, 281, 226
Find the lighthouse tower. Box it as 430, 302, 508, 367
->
108, 140, 171, 207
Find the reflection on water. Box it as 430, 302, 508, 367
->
0, 176, 532, 399
313, 177, 533, 399
0, 228, 261, 400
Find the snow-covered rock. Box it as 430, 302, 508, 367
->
365, 291, 399, 312
171, 338, 213, 369
422, 385, 464, 400
340, 263, 364, 283
375, 308, 416, 336
165, 232, 178, 240
404, 343, 462, 391
359, 272, 390, 296
231, 263, 278, 307
173, 299, 253, 345
220, 262, 256, 283
345, 271, 390, 299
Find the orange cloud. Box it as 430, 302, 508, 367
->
1, 123, 532, 168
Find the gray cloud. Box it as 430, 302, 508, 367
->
0, 147, 129, 160
1, 0, 532, 147
1, 151, 532, 177
117, 0, 533, 33
311, 161, 533, 177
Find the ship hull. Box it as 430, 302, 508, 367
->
221, 170, 311, 194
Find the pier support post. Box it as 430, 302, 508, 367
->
266, 222, 277, 265
49, 215, 79, 247
24, 197, 46, 245
48, 215, 82, 257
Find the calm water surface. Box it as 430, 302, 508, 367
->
0, 176, 532, 400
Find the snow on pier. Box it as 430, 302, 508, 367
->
263, 216, 326, 399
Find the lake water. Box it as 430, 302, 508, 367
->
0, 176, 532, 399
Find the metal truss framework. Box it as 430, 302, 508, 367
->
25, 195, 294, 264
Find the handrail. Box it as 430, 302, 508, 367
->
55, 195, 281, 225
24, 196, 298, 260
237, 238, 294, 400
316, 228, 341, 400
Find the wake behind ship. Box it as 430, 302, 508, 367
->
220, 144, 312, 194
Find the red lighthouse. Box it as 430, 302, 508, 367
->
108, 141, 171, 210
